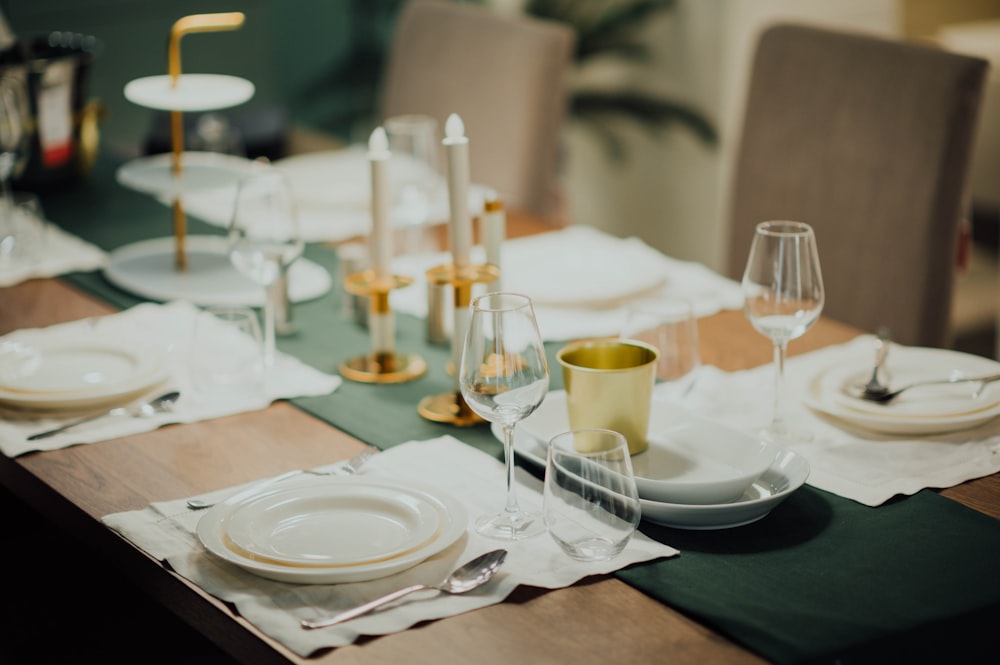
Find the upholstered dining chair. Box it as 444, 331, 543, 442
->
725, 23, 989, 348
377, 0, 575, 216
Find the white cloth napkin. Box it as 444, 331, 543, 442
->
676, 335, 1000, 506
101, 435, 678, 657
0, 300, 341, 456
0, 220, 106, 287
389, 225, 745, 341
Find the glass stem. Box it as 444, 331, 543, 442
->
501, 422, 520, 515
771, 339, 789, 435
263, 282, 279, 367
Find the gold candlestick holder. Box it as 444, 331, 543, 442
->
417, 262, 499, 426
339, 271, 427, 383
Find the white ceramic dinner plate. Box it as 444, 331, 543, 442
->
124, 74, 255, 112
517, 391, 780, 505
503, 418, 809, 530
802, 345, 1000, 435
223, 482, 444, 567
197, 476, 467, 584
499, 227, 669, 308
103, 236, 332, 307
0, 332, 168, 410
116, 151, 258, 198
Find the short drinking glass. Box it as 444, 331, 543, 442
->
544, 429, 641, 562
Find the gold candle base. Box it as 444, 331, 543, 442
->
418, 262, 499, 425
339, 270, 426, 384
418, 391, 484, 427
340, 351, 428, 384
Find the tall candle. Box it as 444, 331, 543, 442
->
443, 113, 471, 269
368, 126, 394, 355
368, 126, 392, 282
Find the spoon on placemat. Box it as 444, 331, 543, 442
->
301, 549, 509, 630
26, 390, 180, 441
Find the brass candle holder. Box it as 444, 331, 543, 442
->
417, 262, 499, 426
339, 270, 427, 383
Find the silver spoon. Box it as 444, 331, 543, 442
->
846, 373, 1000, 404
26, 390, 181, 441
859, 330, 891, 398
301, 549, 508, 630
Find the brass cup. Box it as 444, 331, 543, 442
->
556, 339, 659, 455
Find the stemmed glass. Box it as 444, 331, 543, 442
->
460, 292, 549, 540
742, 220, 824, 443
0, 75, 27, 192
385, 114, 441, 255
228, 167, 304, 368
0, 74, 29, 242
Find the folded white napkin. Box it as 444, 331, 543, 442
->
677, 336, 1000, 506
0, 300, 341, 456
101, 435, 678, 657
389, 225, 745, 341
0, 220, 106, 287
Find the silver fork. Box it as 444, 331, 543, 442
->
185, 449, 376, 510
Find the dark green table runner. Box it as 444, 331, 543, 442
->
38, 159, 1000, 664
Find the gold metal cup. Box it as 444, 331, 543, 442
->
556, 339, 659, 455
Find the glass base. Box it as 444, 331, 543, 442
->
758, 421, 814, 445
475, 509, 544, 541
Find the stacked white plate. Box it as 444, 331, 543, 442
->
802, 345, 1000, 435
0, 329, 170, 412
501, 391, 809, 530
196, 476, 467, 584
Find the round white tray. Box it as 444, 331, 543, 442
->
116, 151, 257, 198
124, 73, 255, 111
103, 236, 331, 307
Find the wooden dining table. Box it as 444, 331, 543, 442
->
1, 184, 999, 664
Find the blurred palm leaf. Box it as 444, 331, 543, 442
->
525, 0, 716, 159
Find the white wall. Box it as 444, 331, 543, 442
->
561, 0, 899, 273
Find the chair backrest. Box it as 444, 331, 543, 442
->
378, 0, 575, 216
725, 23, 988, 347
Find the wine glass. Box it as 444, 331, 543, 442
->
741, 220, 824, 443
0, 74, 29, 230
620, 296, 701, 402
0, 74, 27, 181
460, 292, 549, 539
228, 167, 304, 368
385, 114, 441, 255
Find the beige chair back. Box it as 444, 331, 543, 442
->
378, 0, 575, 216
726, 23, 988, 347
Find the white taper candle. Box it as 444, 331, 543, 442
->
443, 113, 471, 269
368, 126, 392, 281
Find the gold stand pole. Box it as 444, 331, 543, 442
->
166, 12, 246, 270
417, 262, 499, 426
339, 271, 427, 383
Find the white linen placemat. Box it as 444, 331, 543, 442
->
389, 225, 745, 341
101, 435, 678, 657
677, 335, 1000, 506
0, 220, 106, 287
0, 300, 341, 456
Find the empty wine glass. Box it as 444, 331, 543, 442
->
385, 114, 441, 255
742, 220, 824, 443
0, 74, 29, 218
460, 292, 549, 540
621, 297, 701, 402
228, 167, 304, 368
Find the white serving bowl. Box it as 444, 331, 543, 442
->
631, 403, 779, 505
